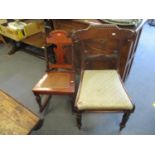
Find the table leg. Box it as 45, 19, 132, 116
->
8, 40, 20, 55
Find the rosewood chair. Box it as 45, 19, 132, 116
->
72, 24, 135, 131
32, 30, 75, 112
0, 90, 43, 135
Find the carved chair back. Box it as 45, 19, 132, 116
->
72, 24, 134, 72
45, 30, 74, 71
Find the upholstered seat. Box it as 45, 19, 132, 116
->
33, 71, 75, 94
76, 70, 133, 110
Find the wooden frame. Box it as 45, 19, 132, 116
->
52, 19, 146, 81
72, 24, 135, 131
32, 30, 75, 112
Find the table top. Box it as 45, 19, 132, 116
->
0, 90, 40, 135
22, 32, 46, 48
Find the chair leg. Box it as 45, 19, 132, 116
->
70, 94, 76, 113
33, 119, 44, 130
40, 95, 52, 112
34, 93, 42, 112
120, 104, 135, 131
34, 93, 52, 113
76, 111, 82, 129
119, 111, 131, 131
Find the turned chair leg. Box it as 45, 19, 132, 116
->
120, 105, 135, 131
33, 93, 52, 113
34, 93, 42, 112
70, 94, 76, 113
76, 111, 82, 129
120, 111, 131, 131
33, 119, 44, 130
40, 95, 52, 112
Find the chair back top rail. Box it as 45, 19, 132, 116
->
46, 30, 74, 71
72, 24, 134, 41
72, 24, 135, 71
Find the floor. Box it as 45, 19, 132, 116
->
0, 22, 155, 135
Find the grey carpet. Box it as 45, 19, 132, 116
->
0, 22, 155, 134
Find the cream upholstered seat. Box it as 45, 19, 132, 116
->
76, 70, 133, 111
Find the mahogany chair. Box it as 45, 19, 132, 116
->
72, 24, 135, 131
32, 30, 75, 112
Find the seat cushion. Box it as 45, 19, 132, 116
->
0, 90, 40, 135
33, 71, 75, 94
76, 70, 133, 111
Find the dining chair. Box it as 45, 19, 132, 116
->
72, 24, 135, 131
0, 89, 43, 135
32, 30, 75, 112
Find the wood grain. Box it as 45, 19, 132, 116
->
32, 30, 75, 112
0, 90, 40, 135
33, 72, 75, 94
22, 32, 46, 48
52, 19, 145, 81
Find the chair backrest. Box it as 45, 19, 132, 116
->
45, 30, 74, 71
72, 24, 135, 71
